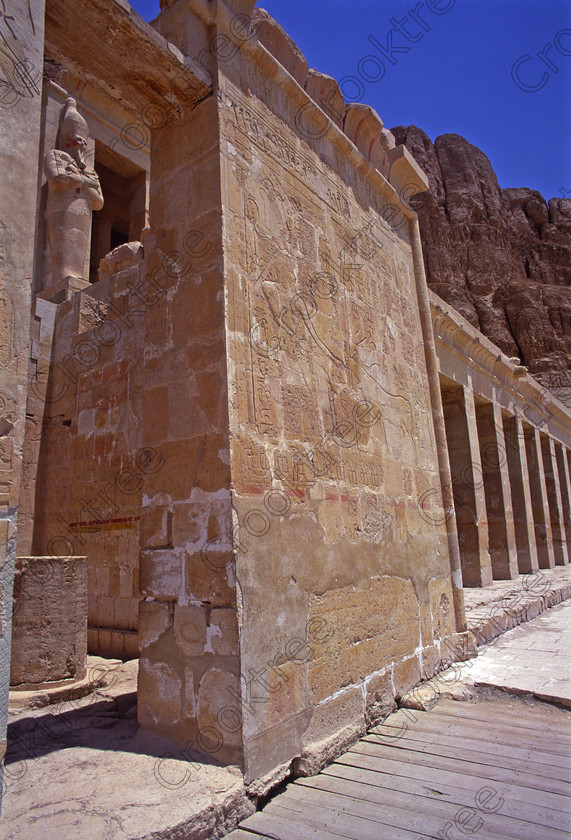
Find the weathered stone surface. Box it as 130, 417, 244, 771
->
420, 643, 442, 681
364, 670, 397, 726
293, 687, 366, 777
307, 577, 420, 703
344, 102, 389, 177
4, 658, 254, 840
140, 503, 170, 549
392, 125, 571, 402
429, 577, 457, 640
98, 240, 143, 280
392, 654, 422, 699
139, 548, 184, 601
304, 69, 345, 131
138, 600, 172, 650
208, 608, 239, 656
251, 8, 308, 87
10, 556, 87, 686
400, 677, 473, 711
0, 0, 46, 789
174, 605, 208, 657
197, 667, 242, 749
137, 658, 182, 728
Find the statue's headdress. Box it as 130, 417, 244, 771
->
56, 97, 89, 150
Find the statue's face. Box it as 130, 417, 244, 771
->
64, 133, 87, 151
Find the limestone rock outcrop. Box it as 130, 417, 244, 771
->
391, 126, 571, 404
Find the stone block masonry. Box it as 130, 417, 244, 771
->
0, 0, 568, 808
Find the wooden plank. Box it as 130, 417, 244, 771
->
268, 797, 442, 840
225, 831, 269, 840
345, 740, 570, 796
333, 746, 571, 813
320, 760, 570, 829
238, 811, 341, 840
371, 716, 568, 754
432, 700, 571, 731
368, 722, 571, 768
356, 732, 571, 784
241, 805, 424, 840
374, 707, 571, 749
375, 705, 571, 742
271, 783, 563, 840
421, 704, 571, 737
294, 767, 568, 839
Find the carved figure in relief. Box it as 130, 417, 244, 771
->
44, 96, 103, 283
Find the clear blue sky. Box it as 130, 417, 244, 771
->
131, 0, 570, 201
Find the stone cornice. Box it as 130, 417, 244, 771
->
186, 0, 428, 221
45, 0, 211, 117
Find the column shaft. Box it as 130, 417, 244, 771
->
554, 443, 571, 554
540, 435, 569, 565
524, 426, 555, 569
441, 386, 492, 586
503, 414, 539, 573
475, 402, 518, 579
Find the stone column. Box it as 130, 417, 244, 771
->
10, 556, 87, 686
524, 426, 555, 569
441, 386, 492, 586
475, 402, 518, 579
540, 435, 569, 565
0, 0, 46, 811
502, 414, 539, 573
554, 443, 571, 553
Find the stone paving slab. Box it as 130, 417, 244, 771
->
460, 599, 571, 706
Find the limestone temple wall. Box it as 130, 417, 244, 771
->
0, 0, 46, 797
0, 0, 569, 798
213, 15, 462, 783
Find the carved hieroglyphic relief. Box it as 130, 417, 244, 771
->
222, 83, 438, 526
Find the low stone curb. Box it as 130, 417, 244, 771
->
465, 577, 571, 648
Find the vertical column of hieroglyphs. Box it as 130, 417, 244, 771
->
0, 0, 45, 806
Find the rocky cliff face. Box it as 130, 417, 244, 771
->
391, 126, 571, 405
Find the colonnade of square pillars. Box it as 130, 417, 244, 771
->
441, 383, 570, 586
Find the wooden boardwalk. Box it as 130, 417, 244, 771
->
228, 696, 571, 840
